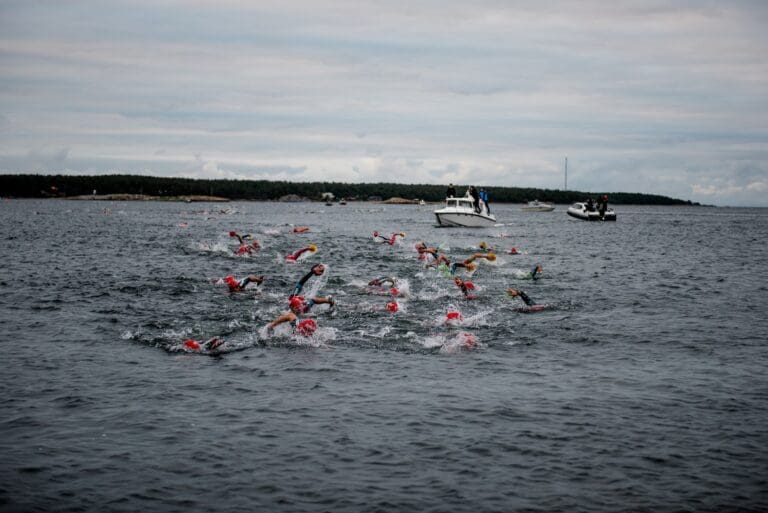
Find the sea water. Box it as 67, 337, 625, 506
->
1, 199, 767, 512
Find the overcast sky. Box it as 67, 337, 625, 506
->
1, 0, 767, 206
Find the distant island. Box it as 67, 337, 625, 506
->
0, 173, 699, 205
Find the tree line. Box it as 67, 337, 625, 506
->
0, 174, 697, 205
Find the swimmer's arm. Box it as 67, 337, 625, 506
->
268, 312, 296, 330
518, 291, 535, 306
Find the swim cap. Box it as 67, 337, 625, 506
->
308, 244, 318, 252
373, 230, 379, 237
446, 311, 462, 321
389, 287, 399, 296
183, 339, 201, 351
479, 241, 487, 249
289, 296, 305, 309
229, 231, 236, 237
486, 253, 496, 261
386, 301, 398, 312
465, 281, 475, 289
510, 247, 518, 254
296, 319, 317, 336
399, 232, 406, 238
225, 275, 239, 289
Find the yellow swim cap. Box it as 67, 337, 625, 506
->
486, 253, 496, 261
308, 244, 318, 252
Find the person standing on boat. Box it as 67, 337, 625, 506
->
469, 186, 480, 213
446, 183, 456, 198
598, 195, 608, 219
479, 188, 490, 214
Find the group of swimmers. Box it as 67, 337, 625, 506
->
186, 228, 552, 351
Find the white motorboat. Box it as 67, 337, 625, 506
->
522, 200, 555, 212
566, 202, 616, 221
434, 195, 497, 227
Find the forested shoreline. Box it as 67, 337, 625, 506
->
0, 174, 698, 205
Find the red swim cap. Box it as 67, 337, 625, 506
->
389, 287, 399, 296
386, 301, 398, 312
183, 339, 201, 350
289, 296, 305, 309
225, 276, 238, 289
373, 230, 379, 237
229, 231, 236, 237
464, 281, 475, 290
446, 311, 462, 320
296, 319, 317, 336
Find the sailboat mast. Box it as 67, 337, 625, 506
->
564, 157, 568, 190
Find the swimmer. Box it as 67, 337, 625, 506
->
506, 288, 550, 312
234, 240, 261, 255
183, 337, 225, 351
367, 276, 401, 296
508, 247, 521, 255
449, 252, 496, 274
529, 263, 543, 280
267, 294, 335, 333
415, 242, 440, 261
453, 276, 477, 299
368, 276, 396, 287
285, 244, 318, 262
229, 231, 252, 244
290, 263, 326, 298
373, 231, 406, 245
478, 241, 494, 252
223, 274, 264, 292
415, 243, 450, 267
293, 226, 310, 233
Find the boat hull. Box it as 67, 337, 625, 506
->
435, 211, 497, 227
522, 206, 555, 212
566, 208, 616, 221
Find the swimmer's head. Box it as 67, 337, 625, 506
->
486, 253, 496, 262
308, 244, 318, 252
289, 296, 305, 311
373, 230, 379, 237
399, 232, 406, 238
312, 264, 325, 275
479, 241, 487, 250
386, 301, 399, 312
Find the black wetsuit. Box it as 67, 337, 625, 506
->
517, 291, 535, 306
470, 187, 480, 213
291, 268, 320, 297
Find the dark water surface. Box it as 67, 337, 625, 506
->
1, 199, 767, 512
